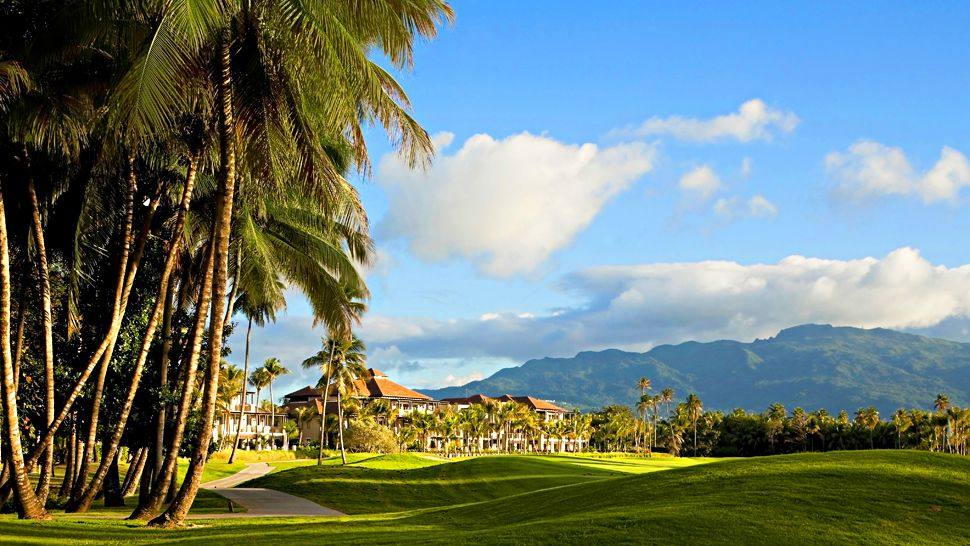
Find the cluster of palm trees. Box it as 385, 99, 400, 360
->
0, 0, 452, 524
215, 357, 289, 459
600, 380, 970, 457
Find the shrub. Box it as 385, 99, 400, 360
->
344, 420, 398, 454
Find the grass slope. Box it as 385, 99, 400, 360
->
0, 451, 966, 544
243, 453, 711, 514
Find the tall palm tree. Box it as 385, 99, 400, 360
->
892, 408, 910, 449
217, 363, 245, 447
635, 377, 651, 449
249, 368, 271, 414
291, 406, 313, 447
685, 393, 703, 456
935, 394, 951, 452
854, 406, 880, 449
303, 337, 338, 464
262, 357, 289, 444
324, 334, 367, 465
660, 387, 674, 419
0, 176, 48, 519
228, 294, 282, 463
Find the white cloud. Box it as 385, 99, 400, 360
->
679, 166, 722, 200
439, 372, 484, 388
377, 131, 656, 277
826, 140, 970, 203
618, 99, 799, 142
361, 248, 970, 363
747, 194, 778, 217
741, 157, 753, 178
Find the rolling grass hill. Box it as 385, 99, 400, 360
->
0, 451, 966, 544
242, 453, 713, 514
423, 324, 970, 413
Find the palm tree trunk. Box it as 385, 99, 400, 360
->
127, 240, 214, 521
337, 390, 347, 465
317, 345, 335, 464
71, 171, 184, 511
11, 303, 24, 389
0, 182, 48, 519
3, 159, 136, 504
152, 274, 176, 486
228, 316, 253, 464
102, 449, 125, 507
121, 447, 147, 498
58, 418, 77, 498
693, 421, 698, 456
69, 175, 169, 512
26, 177, 55, 506
149, 34, 238, 528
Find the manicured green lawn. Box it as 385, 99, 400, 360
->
244, 452, 713, 514
0, 451, 966, 544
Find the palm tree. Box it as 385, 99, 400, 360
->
854, 406, 880, 449
0, 173, 48, 519
329, 336, 367, 465
291, 406, 313, 447
249, 368, 271, 414
765, 403, 787, 453
685, 393, 703, 456
935, 394, 951, 452
228, 295, 282, 463
303, 336, 339, 464
217, 363, 245, 448
660, 387, 674, 419
262, 358, 290, 445
635, 377, 651, 449
892, 409, 910, 449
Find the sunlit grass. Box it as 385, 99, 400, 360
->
1, 451, 967, 544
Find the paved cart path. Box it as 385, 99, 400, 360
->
194, 462, 344, 519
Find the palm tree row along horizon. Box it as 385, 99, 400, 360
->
0, 0, 454, 524
612, 379, 970, 457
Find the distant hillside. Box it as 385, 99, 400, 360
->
421, 324, 970, 414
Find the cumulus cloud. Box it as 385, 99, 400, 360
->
679, 166, 722, 200
617, 99, 799, 143
826, 140, 970, 203
440, 372, 485, 387
715, 194, 778, 220
377, 132, 656, 277
360, 248, 970, 364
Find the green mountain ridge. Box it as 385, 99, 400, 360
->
421, 324, 970, 413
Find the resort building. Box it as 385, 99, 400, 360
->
283, 368, 439, 444
214, 389, 288, 450
280, 372, 584, 454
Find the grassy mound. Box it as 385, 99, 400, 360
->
0, 451, 966, 544
419, 451, 970, 544
243, 453, 654, 514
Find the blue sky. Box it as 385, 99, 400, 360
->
229, 2, 970, 400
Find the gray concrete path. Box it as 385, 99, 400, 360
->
197, 462, 344, 519
195, 487, 344, 519
201, 462, 274, 489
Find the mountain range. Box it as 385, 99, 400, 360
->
421, 324, 970, 414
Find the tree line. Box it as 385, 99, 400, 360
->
586, 379, 969, 457
0, 0, 452, 524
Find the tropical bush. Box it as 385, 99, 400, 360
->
344, 420, 399, 454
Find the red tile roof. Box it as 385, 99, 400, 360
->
284, 385, 320, 400
441, 393, 566, 413
352, 373, 432, 401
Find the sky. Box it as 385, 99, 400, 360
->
228, 1, 970, 401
